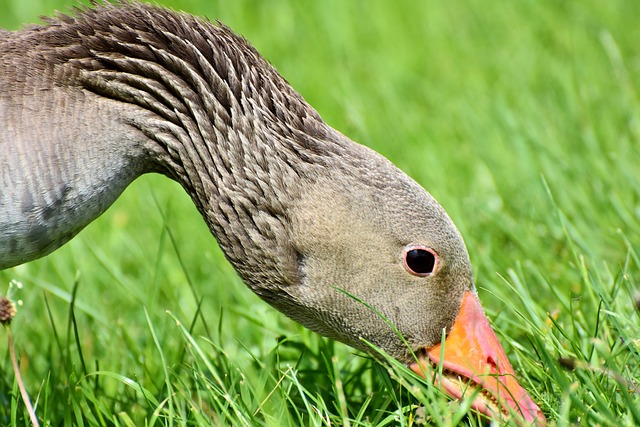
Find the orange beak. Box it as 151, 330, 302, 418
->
410, 291, 546, 424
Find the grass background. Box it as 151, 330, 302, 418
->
1, 0, 639, 425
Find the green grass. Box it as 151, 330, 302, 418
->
1, 0, 639, 425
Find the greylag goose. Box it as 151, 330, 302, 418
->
0, 2, 545, 423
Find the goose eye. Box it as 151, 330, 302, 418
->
403, 246, 438, 276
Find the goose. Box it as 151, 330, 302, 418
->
0, 2, 545, 423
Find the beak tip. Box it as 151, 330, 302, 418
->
520, 401, 546, 425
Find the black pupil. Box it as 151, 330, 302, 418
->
406, 249, 435, 274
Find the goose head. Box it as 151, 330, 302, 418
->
238, 135, 544, 423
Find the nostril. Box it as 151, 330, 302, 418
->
487, 356, 499, 374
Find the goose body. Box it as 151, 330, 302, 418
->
0, 3, 544, 423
